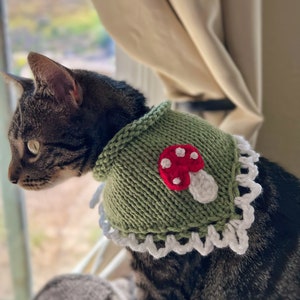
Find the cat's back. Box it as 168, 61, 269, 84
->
201, 158, 300, 299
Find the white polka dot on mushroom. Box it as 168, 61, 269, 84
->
161, 158, 172, 169
172, 177, 181, 185
190, 152, 199, 159
175, 147, 186, 157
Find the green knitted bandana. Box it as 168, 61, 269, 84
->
93, 102, 262, 258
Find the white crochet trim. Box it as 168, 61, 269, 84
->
97, 135, 262, 259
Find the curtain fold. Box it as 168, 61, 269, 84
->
92, 0, 263, 145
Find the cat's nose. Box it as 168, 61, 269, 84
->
10, 176, 19, 184
8, 161, 21, 184
9, 170, 19, 184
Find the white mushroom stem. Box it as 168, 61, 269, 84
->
188, 170, 218, 204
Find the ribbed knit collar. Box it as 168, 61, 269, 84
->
94, 101, 171, 181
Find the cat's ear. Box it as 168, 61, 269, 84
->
27, 52, 82, 108
0, 72, 34, 94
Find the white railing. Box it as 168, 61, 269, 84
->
72, 235, 128, 279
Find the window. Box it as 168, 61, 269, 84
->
1, 0, 115, 298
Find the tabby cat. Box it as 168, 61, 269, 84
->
5, 53, 300, 300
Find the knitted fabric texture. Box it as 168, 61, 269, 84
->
93, 102, 262, 258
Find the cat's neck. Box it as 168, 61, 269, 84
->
74, 70, 149, 116
73, 70, 150, 169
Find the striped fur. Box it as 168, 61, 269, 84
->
7, 53, 300, 299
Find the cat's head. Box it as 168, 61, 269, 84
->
5, 53, 99, 190
5, 52, 148, 190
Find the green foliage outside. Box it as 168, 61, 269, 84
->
7, 0, 114, 73
30, 229, 47, 249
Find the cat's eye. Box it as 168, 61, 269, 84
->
27, 140, 40, 155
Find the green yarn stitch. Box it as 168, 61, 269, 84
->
93, 102, 241, 242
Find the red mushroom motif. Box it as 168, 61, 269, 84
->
158, 144, 218, 203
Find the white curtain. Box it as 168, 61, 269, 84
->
92, 0, 263, 145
